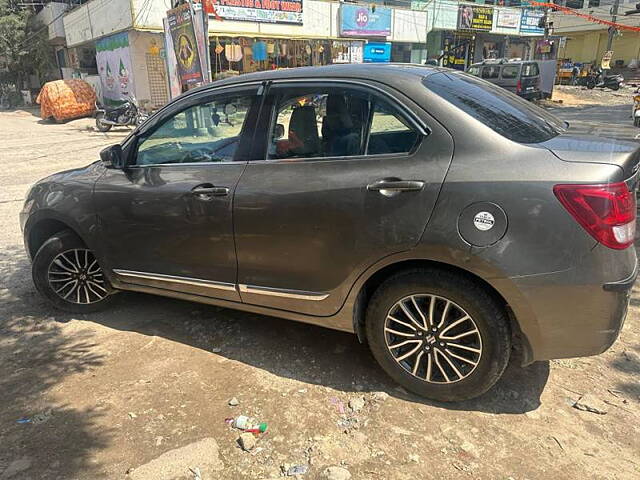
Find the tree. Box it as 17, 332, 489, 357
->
0, 0, 56, 93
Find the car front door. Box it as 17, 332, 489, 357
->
94, 86, 261, 301
233, 81, 454, 316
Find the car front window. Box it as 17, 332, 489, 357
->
136, 94, 254, 165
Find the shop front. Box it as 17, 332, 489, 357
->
209, 37, 334, 79
426, 2, 545, 70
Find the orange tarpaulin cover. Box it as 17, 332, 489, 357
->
36, 79, 96, 122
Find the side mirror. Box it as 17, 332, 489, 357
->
100, 144, 125, 169
274, 123, 285, 140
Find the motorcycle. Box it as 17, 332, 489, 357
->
95, 93, 148, 132
586, 68, 625, 91
632, 88, 640, 127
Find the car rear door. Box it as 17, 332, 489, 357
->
499, 64, 520, 94
521, 62, 540, 93
94, 85, 262, 301
232, 80, 454, 316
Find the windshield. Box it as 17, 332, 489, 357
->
424, 72, 565, 143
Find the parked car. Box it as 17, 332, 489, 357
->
468, 60, 542, 100
21, 64, 638, 402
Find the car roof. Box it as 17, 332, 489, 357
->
185, 63, 447, 96
470, 60, 532, 67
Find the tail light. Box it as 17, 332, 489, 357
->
516, 80, 522, 93
553, 182, 636, 250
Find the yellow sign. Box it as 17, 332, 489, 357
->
601, 50, 613, 70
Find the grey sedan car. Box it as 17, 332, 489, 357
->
20, 64, 638, 401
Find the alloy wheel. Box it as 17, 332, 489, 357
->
47, 249, 107, 304
384, 294, 482, 384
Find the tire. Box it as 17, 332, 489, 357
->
586, 79, 596, 89
95, 112, 112, 132
366, 269, 511, 402
610, 83, 620, 91
32, 230, 115, 313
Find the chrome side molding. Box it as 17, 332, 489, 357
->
113, 269, 329, 301
113, 269, 236, 292
238, 284, 329, 301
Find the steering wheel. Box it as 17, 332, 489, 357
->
180, 147, 214, 163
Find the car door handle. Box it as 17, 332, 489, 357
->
191, 185, 229, 198
367, 180, 425, 195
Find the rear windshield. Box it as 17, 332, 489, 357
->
522, 63, 539, 77
424, 72, 564, 143
501, 65, 519, 79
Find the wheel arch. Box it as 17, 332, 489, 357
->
351, 259, 533, 365
27, 217, 84, 260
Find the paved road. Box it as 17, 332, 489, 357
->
549, 103, 639, 142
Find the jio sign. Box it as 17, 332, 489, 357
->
356, 9, 369, 27
340, 4, 392, 37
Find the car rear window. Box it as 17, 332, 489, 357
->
501, 65, 519, 79
522, 63, 539, 77
424, 72, 564, 143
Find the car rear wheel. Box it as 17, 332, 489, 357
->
32, 230, 115, 313
366, 269, 511, 402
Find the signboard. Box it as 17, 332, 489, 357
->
433, 0, 459, 30
363, 42, 391, 63
495, 8, 520, 29
96, 32, 134, 105
340, 5, 392, 37
457, 5, 493, 31
192, 3, 211, 83
520, 9, 544, 35
601, 50, 613, 69
167, 3, 204, 86
163, 18, 181, 100
208, 0, 303, 25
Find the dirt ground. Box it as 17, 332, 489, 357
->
1, 110, 639, 480
551, 85, 634, 107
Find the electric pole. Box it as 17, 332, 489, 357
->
604, 0, 621, 73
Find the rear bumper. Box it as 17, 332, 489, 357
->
518, 91, 541, 101
498, 246, 636, 363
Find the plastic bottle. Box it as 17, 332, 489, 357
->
233, 415, 268, 433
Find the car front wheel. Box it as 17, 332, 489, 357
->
32, 230, 115, 313
366, 269, 511, 402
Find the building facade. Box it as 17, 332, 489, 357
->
551, 0, 640, 67
59, 0, 550, 109
420, 0, 547, 70
61, 0, 430, 108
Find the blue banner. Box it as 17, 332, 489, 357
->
363, 42, 391, 63
340, 5, 392, 37
520, 9, 544, 35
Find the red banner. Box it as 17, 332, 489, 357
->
530, 1, 640, 32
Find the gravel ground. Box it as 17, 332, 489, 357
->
552, 85, 635, 107
1, 110, 639, 480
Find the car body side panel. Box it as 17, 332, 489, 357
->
412, 115, 632, 361
233, 81, 454, 316
21, 163, 104, 260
